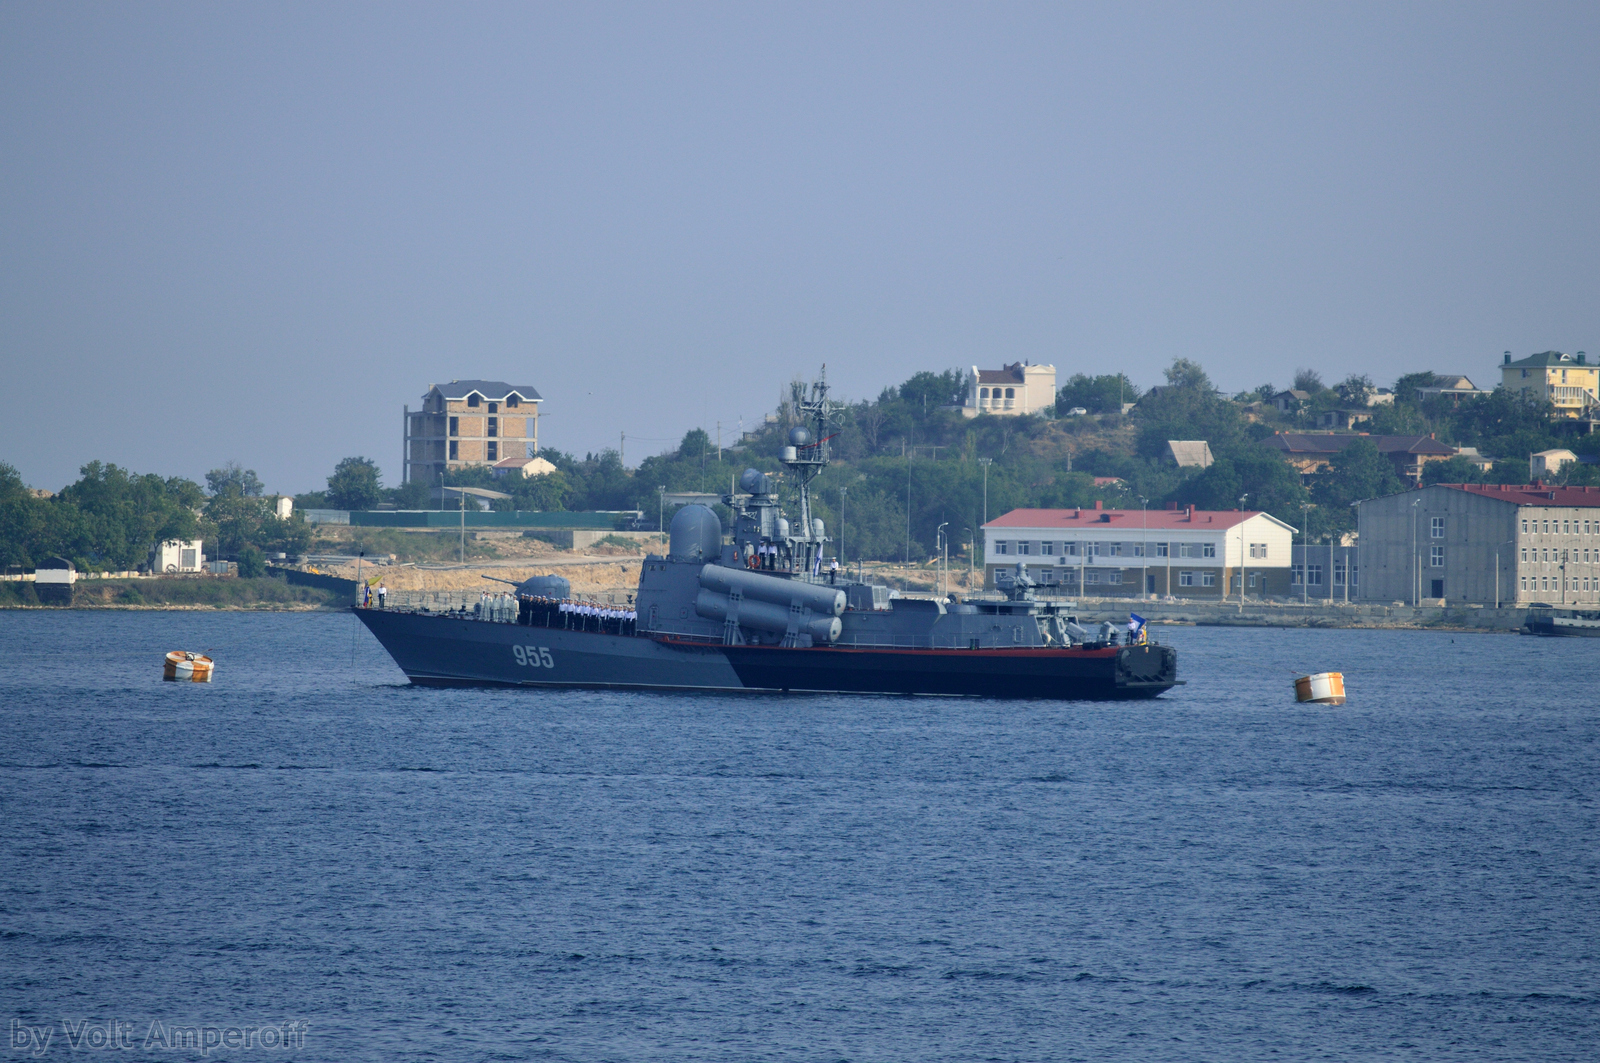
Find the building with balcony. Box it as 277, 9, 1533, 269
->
1355, 483, 1600, 606
958, 362, 1056, 417
982, 502, 1295, 599
1500, 351, 1598, 418
403, 379, 543, 485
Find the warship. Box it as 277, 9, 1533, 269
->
354, 375, 1180, 699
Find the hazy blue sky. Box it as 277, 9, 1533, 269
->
3, 2, 1597, 493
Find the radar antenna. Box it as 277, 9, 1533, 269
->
780, 366, 837, 577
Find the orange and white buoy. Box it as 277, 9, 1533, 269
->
164, 650, 215, 682
1293, 671, 1344, 705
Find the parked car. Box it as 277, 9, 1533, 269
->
1064, 406, 1088, 416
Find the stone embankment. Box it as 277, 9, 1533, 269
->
1069, 598, 1527, 633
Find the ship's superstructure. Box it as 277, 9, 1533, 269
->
355, 371, 1180, 699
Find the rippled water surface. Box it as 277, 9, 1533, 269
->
1, 611, 1596, 1061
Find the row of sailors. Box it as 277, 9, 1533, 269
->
520, 595, 637, 635
475, 591, 520, 623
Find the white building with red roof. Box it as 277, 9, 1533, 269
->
1356, 483, 1600, 606
982, 502, 1296, 599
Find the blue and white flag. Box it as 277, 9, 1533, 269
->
1128, 612, 1146, 632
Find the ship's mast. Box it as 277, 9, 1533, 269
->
780, 367, 835, 575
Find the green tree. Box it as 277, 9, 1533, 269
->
1163, 358, 1213, 392
326, 457, 382, 511
205, 462, 264, 498
899, 369, 964, 411
1056, 373, 1139, 415
1168, 448, 1307, 524
56, 462, 204, 571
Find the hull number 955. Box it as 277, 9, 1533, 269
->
512, 645, 554, 668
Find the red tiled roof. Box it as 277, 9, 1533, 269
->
984, 506, 1261, 531
1261, 433, 1456, 456
1437, 483, 1600, 507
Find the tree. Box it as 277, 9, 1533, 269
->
1312, 438, 1404, 511
1391, 372, 1439, 405
899, 369, 964, 411
56, 462, 204, 571
205, 462, 264, 498
1292, 368, 1324, 393
1163, 358, 1213, 392
1056, 373, 1139, 415
1169, 448, 1307, 524
326, 457, 382, 511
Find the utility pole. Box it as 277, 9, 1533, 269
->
658, 486, 666, 534
620, 432, 626, 469
979, 458, 993, 524
1410, 498, 1420, 607
1139, 497, 1148, 599
905, 438, 912, 564
716, 421, 722, 462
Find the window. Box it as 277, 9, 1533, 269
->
1544, 520, 1550, 534
1109, 543, 1124, 556
1430, 516, 1444, 538
994, 541, 1009, 555
1065, 542, 1079, 556
1155, 542, 1169, 557
1179, 543, 1195, 558
1005, 388, 1015, 399
1202, 543, 1216, 558
1107, 571, 1122, 585
1521, 548, 1527, 562
1201, 571, 1216, 587
467, 394, 481, 407
1179, 571, 1195, 587
1522, 519, 1529, 533
1334, 561, 1347, 585
1249, 543, 1267, 559
1132, 543, 1144, 557
507, 394, 519, 408
487, 417, 498, 437
449, 416, 459, 437
1018, 541, 1031, 555
1041, 541, 1055, 556
1086, 571, 1101, 584
1520, 576, 1527, 590
487, 441, 498, 462
1430, 546, 1443, 568
448, 441, 458, 460
1248, 573, 1260, 588
488, 402, 499, 414
980, 387, 989, 399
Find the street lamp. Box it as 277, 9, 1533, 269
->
937, 521, 949, 599
658, 486, 667, 535
1300, 502, 1312, 605
1410, 498, 1420, 607
979, 458, 993, 525
1138, 496, 1148, 600
1237, 493, 1248, 611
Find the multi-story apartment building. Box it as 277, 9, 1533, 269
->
957, 362, 1057, 417
1500, 351, 1598, 418
403, 380, 543, 485
982, 503, 1295, 598
1356, 483, 1600, 606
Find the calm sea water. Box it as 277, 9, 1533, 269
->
1, 611, 1595, 1061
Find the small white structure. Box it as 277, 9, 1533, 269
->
151, 539, 204, 574
1531, 449, 1578, 479
34, 557, 76, 604
492, 455, 559, 479
274, 496, 293, 519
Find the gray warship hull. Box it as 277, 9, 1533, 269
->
353, 608, 1179, 699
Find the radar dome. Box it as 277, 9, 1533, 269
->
788, 426, 811, 447
669, 504, 723, 563
739, 468, 768, 494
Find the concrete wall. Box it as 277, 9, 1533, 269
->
1358, 487, 1520, 605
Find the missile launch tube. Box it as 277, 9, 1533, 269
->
698, 565, 845, 617
694, 590, 842, 644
